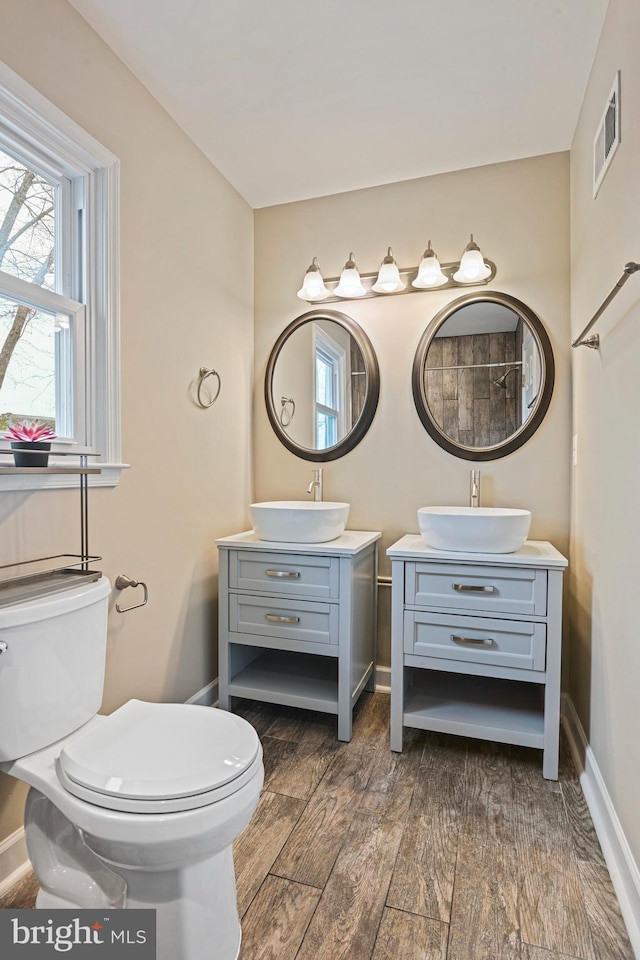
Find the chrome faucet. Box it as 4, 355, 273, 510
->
306, 467, 323, 502
470, 470, 481, 508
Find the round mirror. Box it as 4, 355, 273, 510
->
412, 291, 554, 461
265, 309, 380, 461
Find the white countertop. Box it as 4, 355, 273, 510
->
386, 535, 567, 568
216, 529, 382, 556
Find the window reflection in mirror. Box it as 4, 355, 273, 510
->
265, 310, 379, 462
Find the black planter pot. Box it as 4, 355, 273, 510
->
11, 441, 52, 467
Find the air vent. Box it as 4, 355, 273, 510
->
593, 71, 621, 197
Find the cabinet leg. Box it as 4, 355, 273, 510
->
337, 708, 352, 742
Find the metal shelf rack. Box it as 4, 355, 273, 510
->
0, 449, 103, 602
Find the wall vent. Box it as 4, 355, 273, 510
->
593, 71, 621, 197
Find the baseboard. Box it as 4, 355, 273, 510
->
374, 664, 391, 693
186, 678, 219, 707
0, 827, 30, 897
562, 694, 640, 958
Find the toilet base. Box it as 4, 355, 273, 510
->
24, 788, 254, 960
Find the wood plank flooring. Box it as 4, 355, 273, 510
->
1, 693, 634, 959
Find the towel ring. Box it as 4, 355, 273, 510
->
279, 396, 295, 427
196, 367, 221, 408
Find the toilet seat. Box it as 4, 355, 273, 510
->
55, 700, 261, 814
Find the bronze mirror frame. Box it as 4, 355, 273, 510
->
412, 291, 555, 461
265, 309, 380, 462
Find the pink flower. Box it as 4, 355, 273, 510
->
4, 420, 56, 442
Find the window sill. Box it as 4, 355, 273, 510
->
0, 463, 130, 491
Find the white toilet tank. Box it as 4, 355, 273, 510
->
0, 577, 111, 762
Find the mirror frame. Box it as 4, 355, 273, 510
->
412, 291, 555, 461
265, 309, 380, 462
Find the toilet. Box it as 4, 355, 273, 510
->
0, 576, 263, 960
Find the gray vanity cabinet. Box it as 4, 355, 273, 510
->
387, 536, 567, 778
217, 530, 381, 741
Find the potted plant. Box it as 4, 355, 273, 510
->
4, 421, 57, 467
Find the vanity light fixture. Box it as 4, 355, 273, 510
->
297, 257, 330, 301
371, 247, 406, 294
453, 234, 492, 283
334, 252, 367, 298
411, 241, 448, 288
297, 236, 495, 302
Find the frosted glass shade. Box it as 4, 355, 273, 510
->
372, 247, 405, 293
412, 244, 448, 288
297, 258, 330, 301
334, 253, 366, 298
453, 235, 491, 283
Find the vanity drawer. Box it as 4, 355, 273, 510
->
229, 594, 338, 647
404, 610, 546, 671
405, 562, 547, 617
229, 550, 339, 600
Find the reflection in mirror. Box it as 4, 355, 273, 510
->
265, 310, 379, 462
413, 292, 554, 461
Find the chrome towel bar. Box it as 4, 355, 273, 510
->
572, 261, 640, 349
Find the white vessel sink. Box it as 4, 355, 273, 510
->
417, 506, 531, 554
250, 501, 350, 543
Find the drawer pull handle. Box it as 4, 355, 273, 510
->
265, 569, 301, 579
451, 633, 496, 647
266, 614, 300, 624
452, 583, 496, 593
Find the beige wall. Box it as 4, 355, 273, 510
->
254, 153, 572, 669
0, 0, 253, 843
570, 0, 640, 874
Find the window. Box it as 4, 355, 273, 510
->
0, 62, 121, 489
314, 327, 347, 450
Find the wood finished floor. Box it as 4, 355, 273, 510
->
1, 693, 634, 960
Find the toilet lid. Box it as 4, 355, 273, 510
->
58, 700, 260, 802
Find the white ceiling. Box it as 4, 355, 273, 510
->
67, 0, 608, 209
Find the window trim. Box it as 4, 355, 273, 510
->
0, 61, 123, 490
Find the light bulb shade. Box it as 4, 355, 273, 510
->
412, 243, 448, 288
453, 235, 491, 283
297, 258, 330, 301
372, 247, 406, 293
334, 253, 367, 298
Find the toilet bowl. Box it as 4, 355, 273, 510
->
0, 578, 264, 960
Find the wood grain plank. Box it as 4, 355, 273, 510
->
560, 775, 607, 867
233, 698, 282, 737
409, 731, 467, 817
516, 838, 595, 958
511, 746, 596, 958
295, 813, 404, 960
462, 740, 516, 845
370, 907, 448, 960
0, 870, 38, 908
234, 791, 305, 916
261, 734, 339, 800
239, 874, 321, 960
521, 947, 581, 960
577, 860, 635, 959
272, 749, 373, 888
343, 692, 391, 756
265, 706, 336, 746
357, 725, 425, 821
448, 833, 521, 960
386, 804, 459, 922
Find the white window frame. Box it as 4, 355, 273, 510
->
0, 61, 122, 490
314, 327, 347, 449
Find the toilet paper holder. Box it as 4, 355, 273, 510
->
115, 575, 148, 613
